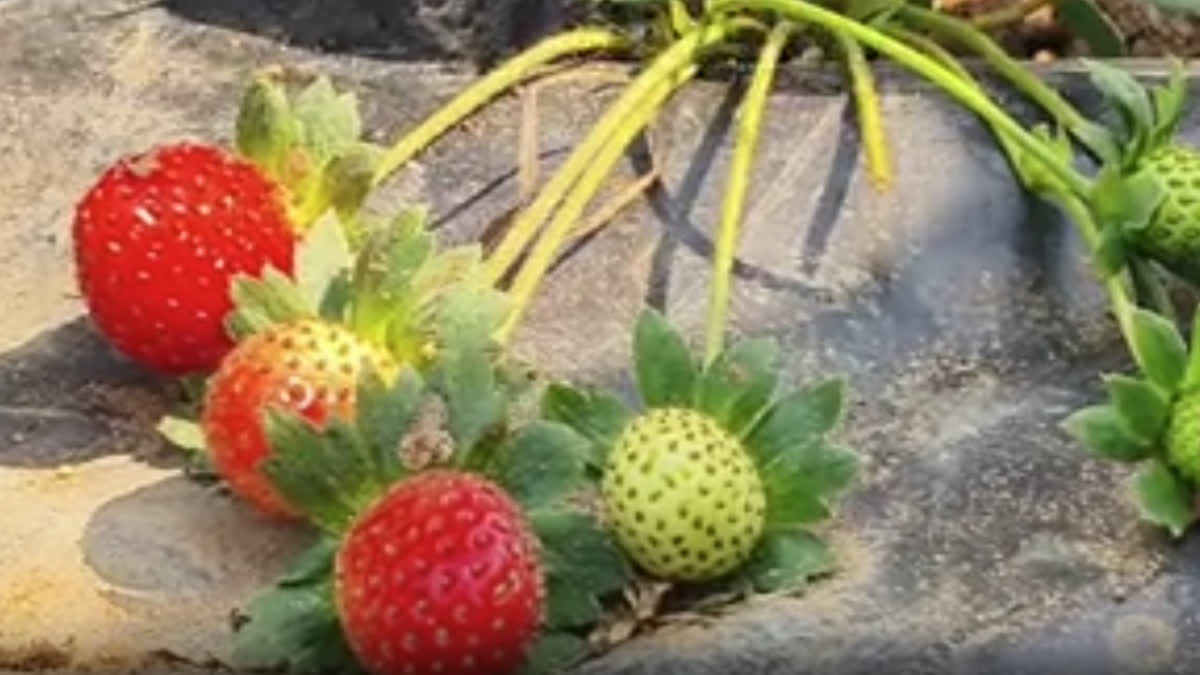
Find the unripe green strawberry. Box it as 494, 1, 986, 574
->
601, 407, 766, 582
1167, 392, 1200, 483
1129, 145, 1200, 283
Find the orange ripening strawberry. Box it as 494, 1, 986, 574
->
202, 319, 398, 518
335, 470, 545, 675
73, 142, 298, 375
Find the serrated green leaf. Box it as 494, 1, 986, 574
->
541, 383, 632, 468
156, 416, 207, 454
1133, 459, 1196, 538
231, 579, 361, 675
226, 266, 315, 340
743, 529, 834, 592
356, 366, 423, 483
1061, 404, 1152, 462
491, 422, 591, 510
1057, 0, 1125, 57
1103, 373, 1171, 442
1151, 59, 1188, 145
260, 411, 380, 533
295, 212, 354, 310
517, 632, 591, 675
530, 508, 632, 604
745, 378, 845, 467
292, 76, 362, 169
235, 74, 297, 179
695, 337, 779, 437
760, 440, 858, 527
633, 308, 699, 408
1129, 307, 1188, 391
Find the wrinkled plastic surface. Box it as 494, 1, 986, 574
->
4, 1, 1200, 673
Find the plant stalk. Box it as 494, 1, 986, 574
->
709, 0, 1093, 199
833, 29, 893, 191
370, 27, 631, 187
485, 20, 747, 285
705, 21, 793, 365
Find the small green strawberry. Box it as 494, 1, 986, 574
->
1167, 391, 1200, 482
1127, 145, 1200, 283
602, 407, 765, 582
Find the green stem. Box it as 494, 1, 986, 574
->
497, 62, 705, 343
709, 0, 1093, 199
894, 5, 1116, 161
370, 27, 630, 187
485, 20, 747, 285
705, 21, 793, 365
833, 28, 892, 191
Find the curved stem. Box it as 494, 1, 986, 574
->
894, 5, 1116, 161
833, 29, 893, 192
370, 27, 631, 187
484, 20, 748, 285
497, 62, 705, 344
705, 21, 793, 365
709, 0, 1092, 199
972, 0, 1052, 30
1056, 192, 1139, 350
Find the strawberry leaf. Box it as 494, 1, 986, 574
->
1061, 404, 1152, 462
760, 439, 858, 527
356, 366, 424, 483
489, 422, 592, 510
1133, 459, 1196, 538
694, 337, 779, 437
745, 377, 845, 467
530, 508, 632, 629
291, 76, 362, 170
1128, 307, 1188, 392
226, 266, 315, 340
295, 212, 354, 311
231, 542, 362, 675
235, 73, 298, 180
743, 529, 835, 593
1103, 373, 1171, 443
633, 308, 699, 408
261, 411, 384, 533
541, 383, 632, 468
518, 632, 591, 675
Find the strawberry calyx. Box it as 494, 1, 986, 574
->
544, 308, 858, 592
229, 309, 633, 675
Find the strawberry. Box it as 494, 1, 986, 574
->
1127, 145, 1200, 284
334, 470, 545, 675
1167, 391, 1200, 482
73, 142, 298, 375
202, 318, 398, 518
601, 407, 766, 582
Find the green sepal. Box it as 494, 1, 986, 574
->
426, 284, 511, 453
530, 508, 633, 631
1061, 404, 1152, 462
1181, 306, 1200, 391
317, 269, 354, 322
261, 410, 391, 534
488, 421, 592, 510
1102, 373, 1171, 443
230, 539, 362, 675
156, 415, 207, 455
745, 377, 845, 467
356, 366, 426, 483
1093, 225, 1129, 279
1091, 164, 1167, 236
1084, 59, 1154, 163
295, 211, 354, 311
1150, 59, 1188, 147
1014, 124, 1079, 195
1133, 458, 1196, 538
1056, 0, 1125, 57
541, 383, 632, 468
633, 308, 699, 408
347, 207, 435, 348
517, 633, 592, 675
1128, 307, 1188, 392
743, 529, 835, 593
760, 439, 859, 527
292, 145, 379, 231
235, 72, 298, 181
694, 337, 780, 437
291, 76, 363, 173
226, 266, 316, 341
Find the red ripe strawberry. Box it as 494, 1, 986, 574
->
73, 142, 298, 375
202, 319, 398, 518
335, 470, 545, 675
